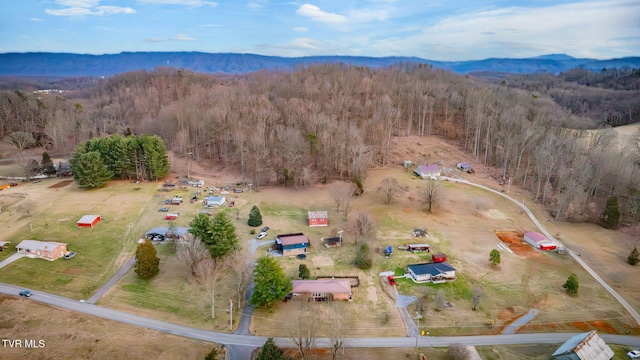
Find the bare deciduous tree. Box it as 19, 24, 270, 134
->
176, 234, 209, 278
327, 303, 345, 360
288, 301, 317, 360
17, 200, 36, 218
349, 212, 375, 245
194, 256, 225, 319
376, 177, 405, 205
422, 179, 441, 213
224, 249, 254, 309
471, 287, 484, 311
328, 181, 355, 217
447, 343, 470, 360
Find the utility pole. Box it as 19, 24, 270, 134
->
229, 299, 233, 331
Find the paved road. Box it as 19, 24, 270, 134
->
444, 176, 640, 326
0, 253, 25, 269
2, 282, 640, 352
87, 257, 136, 304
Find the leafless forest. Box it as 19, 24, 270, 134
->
1, 63, 639, 223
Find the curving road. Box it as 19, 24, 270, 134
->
444, 176, 640, 326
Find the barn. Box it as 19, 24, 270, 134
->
77, 215, 101, 228
524, 231, 557, 251
308, 211, 328, 227
552, 330, 613, 360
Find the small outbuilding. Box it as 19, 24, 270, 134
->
16, 240, 67, 261
408, 243, 430, 252
456, 162, 472, 171
290, 279, 352, 301
407, 262, 456, 283
551, 330, 613, 360
323, 237, 342, 248
145, 226, 190, 241
204, 196, 226, 207
77, 215, 101, 228
0, 241, 11, 251
276, 233, 310, 256
414, 164, 440, 180
524, 231, 557, 251
308, 211, 328, 227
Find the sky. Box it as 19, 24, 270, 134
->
1, 0, 639, 61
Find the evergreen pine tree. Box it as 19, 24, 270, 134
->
354, 243, 372, 270
209, 211, 239, 259
70, 150, 113, 189
248, 205, 263, 227
298, 264, 311, 279
41, 152, 56, 176
562, 273, 579, 296
602, 196, 620, 229
251, 256, 292, 307
135, 240, 160, 279
256, 338, 288, 360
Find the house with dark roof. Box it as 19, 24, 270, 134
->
551, 330, 613, 360
291, 279, 352, 301
407, 262, 456, 283
414, 164, 440, 180
276, 233, 310, 256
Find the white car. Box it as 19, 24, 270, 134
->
628, 350, 640, 359
256, 232, 267, 240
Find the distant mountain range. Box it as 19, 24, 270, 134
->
0, 52, 639, 77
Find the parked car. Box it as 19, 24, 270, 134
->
387, 275, 396, 286
159, 207, 169, 212
19, 290, 32, 297
261, 226, 269, 232
64, 251, 77, 259
628, 350, 640, 359
257, 232, 267, 239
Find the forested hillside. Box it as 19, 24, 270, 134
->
1, 64, 639, 224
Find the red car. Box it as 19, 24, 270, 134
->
387, 275, 396, 286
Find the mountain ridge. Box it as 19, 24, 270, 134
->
1, 52, 638, 77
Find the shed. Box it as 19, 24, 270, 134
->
204, 196, 226, 207
431, 253, 447, 263
414, 164, 440, 180
16, 240, 68, 261
276, 233, 310, 256
323, 237, 342, 248
524, 231, 557, 251
0, 241, 10, 251
291, 279, 352, 301
308, 211, 328, 227
77, 215, 101, 227
407, 262, 456, 283
551, 330, 613, 360
408, 243, 430, 252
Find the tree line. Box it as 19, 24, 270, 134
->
2, 64, 639, 223
70, 134, 170, 188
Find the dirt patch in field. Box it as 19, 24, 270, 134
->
61, 267, 82, 275
48, 179, 74, 189
495, 230, 539, 257
573, 320, 618, 334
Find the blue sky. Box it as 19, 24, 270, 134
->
1, 0, 638, 60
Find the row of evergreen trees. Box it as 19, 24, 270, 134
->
70, 134, 170, 188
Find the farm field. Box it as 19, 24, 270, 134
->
0, 135, 639, 359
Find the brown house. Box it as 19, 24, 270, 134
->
291, 279, 352, 301
15, 240, 68, 261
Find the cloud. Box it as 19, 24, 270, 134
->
293, 27, 308, 32
254, 37, 350, 57
172, 34, 195, 41
137, 0, 218, 7
368, 0, 640, 60
46, 1, 135, 16
31, 18, 43, 21
296, 4, 347, 24
145, 34, 196, 42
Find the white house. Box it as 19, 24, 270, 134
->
414, 164, 440, 180
407, 262, 456, 283
204, 196, 226, 207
